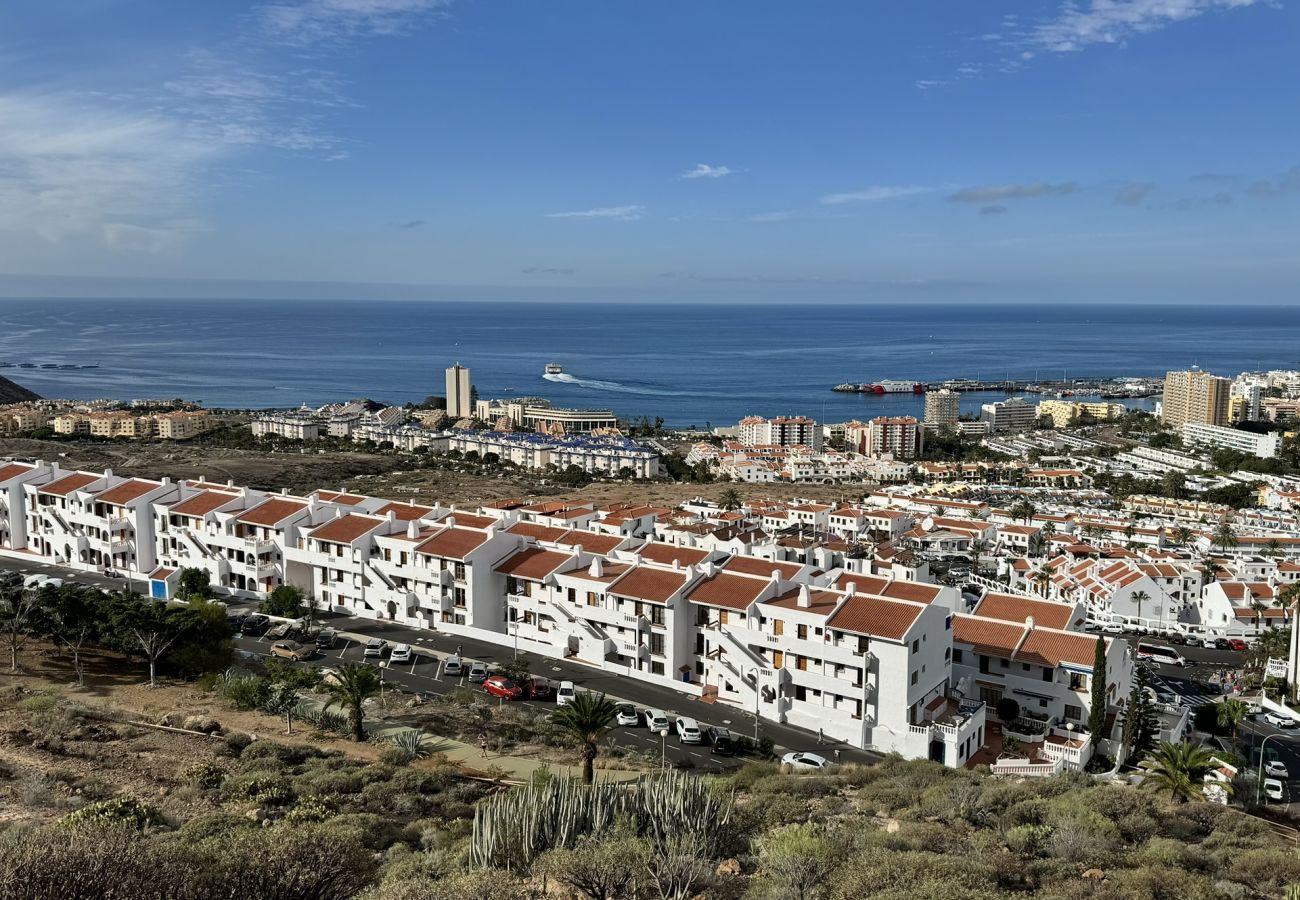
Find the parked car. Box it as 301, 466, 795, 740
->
315, 628, 338, 649
1213, 637, 1231, 650
389, 643, 413, 664
266, 622, 294, 640
707, 726, 735, 755
363, 638, 388, 658
1183, 634, 1204, 648
645, 708, 670, 733
483, 675, 524, 700
443, 655, 464, 677
674, 716, 703, 744
781, 751, 831, 771
1264, 778, 1286, 802
556, 681, 577, 707
22, 573, 49, 589
1101, 623, 1124, 635
0, 571, 24, 588
616, 704, 640, 727
1165, 633, 1187, 645
1264, 711, 1298, 729
1266, 760, 1290, 779
269, 640, 313, 661
240, 614, 270, 636
523, 679, 553, 701
468, 661, 489, 683
227, 611, 249, 632
1228, 638, 1249, 652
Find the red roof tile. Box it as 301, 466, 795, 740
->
764, 586, 842, 615
39, 472, 100, 496
637, 542, 709, 567
973, 593, 1078, 630
720, 556, 803, 579
609, 566, 688, 603
827, 593, 925, 641
308, 514, 385, 544
0, 463, 34, 482
557, 531, 624, 554
496, 547, 573, 581
376, 501, 433, 522
685, 572, 768, 610
415, 526, 489, 560
507, 521, 569, 543
316, 491, 366, 506
170, 490, 239, 518
236, 497, 308, 527
95, 479, 162, 506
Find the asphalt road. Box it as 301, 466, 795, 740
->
0, 556, 874, 770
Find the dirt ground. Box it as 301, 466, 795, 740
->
0, 437, 871, 508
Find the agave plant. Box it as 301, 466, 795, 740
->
386, 728, 434, 762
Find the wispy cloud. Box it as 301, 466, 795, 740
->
1113, 182, 1154, 206
948, 182, 1077, 204
1023, 0, 1267, 57
256, 0, 451, 47
1246, 164, 1300, 199
681, 163, 732, 179
1166, 191, 1233, 211
820, 185, 933, 205
0, 92, 217, 248
398, 219, 426, 229
522, 266, 575, 275
979, 205, 1009, 216
546, 205, 645, 221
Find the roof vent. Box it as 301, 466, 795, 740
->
589, 558, 604, 578
845, 581, 858, 596
797, 585, 812, 608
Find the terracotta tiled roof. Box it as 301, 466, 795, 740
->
507, 521, 569, 543
39, 472, 100, 496
827, 593, 925, 641
567, 561, 632, 584
375, 501, 433, 521
95, 479, 161, 506
170, 490, 240, 518
973, 593, 1078, 631
557, 531, 624, 554
828, 573, 943, 604
1018, 629, 1100, 668
415, 526, 490, 560
316, 491, 366, 506
236, 497, 308, 527
685, 572, 768, 610
609, 566, 688, 603
0, 463, 33, 482
495, 547, 573, 581
446, 513, 497, 530
952, 615, 1024, 656
764, 586, 842, 615
720, 556, 803, 579
637, 542, 709, 567
308, 514, 385, 544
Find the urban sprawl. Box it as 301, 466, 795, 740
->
2, 365, 1300, 777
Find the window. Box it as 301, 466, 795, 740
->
587, 591, 598, 607
796, 655, 808, 671
953, 649, 963, 664
567, 588, 576, 603
650, 606, 665, 626
453, 587, 466, 608
979, 654, 990, 674
1064, 704, 1083, 721
650, 661, 665, 676
999, 658, 1009, 669
944, 648, 951, 662
910, 670, 918, 685
1021, 662, 1031, 672
720, 610, 729, 625
773, 619, 784, 637
1068, 672, 1087, 691
649, 633, 665, 657
797, 623, 808, 640
912, 639, 920, 654
1042, 666, 1054, 682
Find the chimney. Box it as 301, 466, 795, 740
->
589, 558, 604, 578
797, 584, 812, 609
161, 476, 171, 485
672, 558, 681, 570
845, 581, 858, 596
226, 478, 234, 487
103, 468, 113, 479
446, 516, 456, 527
407, 520, 419, 539
771, 568, 782, 582
386, 510, 396, 523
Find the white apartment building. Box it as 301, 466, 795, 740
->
445, 363, 472, 419
849, 416, 924, 460
924, 389, 960, 427
445, 432, 661, 478
250, 412, 324, 441
1181, 422, 1282, 459
737, 416, 823, 452
979, 397, 1040, 433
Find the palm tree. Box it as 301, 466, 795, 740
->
1130, 590, 1151, 625
1011, 499, 1035, 524
1174, 526, 1194, 547
1201, 560, 1224, 585
1143, 741, 1219, 803
718, 487, 742, 512
1032, 562, 1055, 598
1213, 521, 1238, 554
1043, 521, 1057, 539
322, 663, 383, 742
969, 540, 986, 576
1265, 538, 1283, 558
550, 692, 619, 784
1217, 698, 1249, 751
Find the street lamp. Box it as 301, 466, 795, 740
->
1256, 733, 1285, 805
658, 728, 669, 769
510, 621, 519, 661
747, 666, 761, 744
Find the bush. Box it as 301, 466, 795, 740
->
179, 762, 228, 789
285, 794, 340, 824
60, 797, 163, 831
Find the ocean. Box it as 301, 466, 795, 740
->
1, 299, 1296, 428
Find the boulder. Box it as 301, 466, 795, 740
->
716, 858, 742, 877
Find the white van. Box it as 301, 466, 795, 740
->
1136, 642, 1186, 667
646, 709, 670, 733
556, 681, 577, 707
675, 716, 703, 744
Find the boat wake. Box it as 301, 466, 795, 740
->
542, 372, 679, 396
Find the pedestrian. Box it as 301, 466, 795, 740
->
817, 727, 823, 745
479, 734, 488, 758
834, 749, 841, 763
457, 644, 463, 656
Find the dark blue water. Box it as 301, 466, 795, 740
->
0, 300, 1295, 427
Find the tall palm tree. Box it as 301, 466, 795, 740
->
1174, 526, 1194, 547
1201, 560, 1224, 585
1032, 563, 1055, 598
1216, 698, 1249, 752
1213, 521, 1238, 554
969, 540, 987, 576
1130, 590, 1151, 625
718, 487, 742, 512
1143, 741, 1219, 803
322, 663, 383, 742
551, 692, 619, 784
1265, 538, 1283, 558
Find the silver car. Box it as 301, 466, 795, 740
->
468, 661, 489, 683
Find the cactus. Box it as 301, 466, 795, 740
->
469, 772, 734, 871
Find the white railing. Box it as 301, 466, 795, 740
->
990, 757, 1064, 777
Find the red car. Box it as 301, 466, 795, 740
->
524, 679, 553, 701
483, 676, 524, 700
1228, 638, 1249, 652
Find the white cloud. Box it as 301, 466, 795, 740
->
747, 211, 795, 223
257, 0, 451, 46
820, 185, 933, 205
546, 205, 645, 221
0, 93, 217, 248
948, 182, 1077, 203
681, 163, 732, 179
1025, 0, 1267, 56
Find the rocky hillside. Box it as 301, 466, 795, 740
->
0, 375, 39, 404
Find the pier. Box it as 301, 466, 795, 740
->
832, 376, 1163, 398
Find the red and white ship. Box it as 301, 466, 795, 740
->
865, 380, 925, 394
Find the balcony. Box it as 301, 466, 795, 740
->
108, 517, 130, 533
109, 539, 131, 555
990, 757, 1064, 777
786, 666, 867, 698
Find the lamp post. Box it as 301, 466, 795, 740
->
659, 728, 669, 769
510, 621, 519, 661
747, 666, 761, 744
1256, 733, 1285, 806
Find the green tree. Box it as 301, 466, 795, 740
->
550, 692, 619, 784
167, 599, 235, 677
756, 822, 843, 900
718, 487, 742, 511
1142, 740, 1219, 803
1087, 636, 1109, 738
1216, 698, 1250, 752
1010, 499, 1036, 524
260, 584, 306, 619
176, 566, 212, 601
1173, 525, 1194, 547
44, 586, 104, 686
322, 662, 383, 742
0, 587, 43, 673
539, 834, 651, 900
1122, 665, 1159, 762
1212, 521, 1238, 554
109, 596, 191, 688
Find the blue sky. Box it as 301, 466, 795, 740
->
0, 0, 1296, 302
